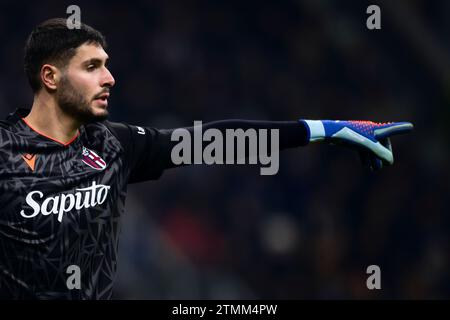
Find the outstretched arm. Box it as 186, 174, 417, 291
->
105, 119, 309, 182
105, 118, 413, 183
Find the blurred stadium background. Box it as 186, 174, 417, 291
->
0, 0, 448, 299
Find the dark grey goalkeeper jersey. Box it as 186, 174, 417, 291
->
0, 108, 307, 300
0, 108, 173, 299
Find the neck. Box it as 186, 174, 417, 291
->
24, 93, 81, 145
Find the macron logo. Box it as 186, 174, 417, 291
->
20, 181, 111, 223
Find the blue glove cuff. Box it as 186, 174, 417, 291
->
301, 120, 325, 142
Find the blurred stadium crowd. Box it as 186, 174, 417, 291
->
0, 0, 448, 299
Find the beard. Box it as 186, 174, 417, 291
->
56, 75, 109, 124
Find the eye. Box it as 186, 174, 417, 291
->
87, 64, 97, 71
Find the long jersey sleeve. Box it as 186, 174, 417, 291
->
105, 120, 309, 183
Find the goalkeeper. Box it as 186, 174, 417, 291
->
0, 18, 412, 299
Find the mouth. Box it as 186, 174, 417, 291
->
93, 92, 110, 107
94, 92, 110, 101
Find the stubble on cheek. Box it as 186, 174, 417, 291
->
56, 75, 108, 123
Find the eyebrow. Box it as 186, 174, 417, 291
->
82, 57, 109, 66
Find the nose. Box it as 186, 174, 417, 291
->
102, 67, 115, 88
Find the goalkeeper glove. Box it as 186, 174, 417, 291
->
299, 119, 414, 171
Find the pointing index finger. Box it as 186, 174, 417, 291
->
374, 122, 414, 139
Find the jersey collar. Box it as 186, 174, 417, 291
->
7, 108, 82, 148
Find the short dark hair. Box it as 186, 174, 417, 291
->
24, 18, 107, 93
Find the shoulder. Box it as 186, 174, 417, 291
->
0, 108, 28, 137
0, 119, 17, 143
82, 120, 134, 154
0, 120, 14, 131
84, 120, 130, 142
0, 109, 20, 132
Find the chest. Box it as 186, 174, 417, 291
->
0, 141, 124, 235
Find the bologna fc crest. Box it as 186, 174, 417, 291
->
82, 147, 107, 170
